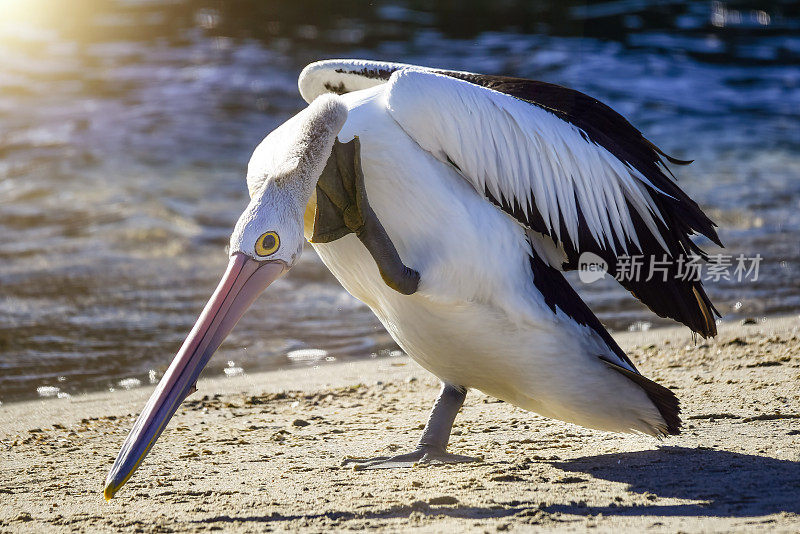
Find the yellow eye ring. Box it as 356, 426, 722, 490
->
255, 231, 280, 257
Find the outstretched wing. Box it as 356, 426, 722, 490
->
381, 68, 720, 337
299, 60, 721, 337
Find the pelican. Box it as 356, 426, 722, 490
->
104, 59, 721, 499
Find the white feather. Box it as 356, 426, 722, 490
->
385, 68, 670, 255
299, 59, 416, 104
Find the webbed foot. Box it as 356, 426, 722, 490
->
342, 445, 481, 470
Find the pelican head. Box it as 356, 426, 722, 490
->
104, 95, 347, 500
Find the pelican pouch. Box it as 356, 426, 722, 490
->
310, 137, 419, 295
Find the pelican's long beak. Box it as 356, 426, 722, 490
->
104, 252, 285, 500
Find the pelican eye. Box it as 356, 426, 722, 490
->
255, 231, 280, 257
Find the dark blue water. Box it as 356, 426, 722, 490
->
1, 0, 798, 402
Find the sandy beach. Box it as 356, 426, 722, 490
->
1, 316, 799, 533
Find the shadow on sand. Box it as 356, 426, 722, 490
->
546, 446, 800, 517
191, 446, 799, 525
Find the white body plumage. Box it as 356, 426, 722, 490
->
307, 83, 666, 435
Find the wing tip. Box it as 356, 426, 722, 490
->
692, 286, 719, 338
601, 357, 682, 436
646, 138, 694, 166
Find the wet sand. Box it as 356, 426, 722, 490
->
1, 316, 799, 532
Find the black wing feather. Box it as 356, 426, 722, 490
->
443, 72, 721, 338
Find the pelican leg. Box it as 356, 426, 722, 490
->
343, 383, 481, 469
